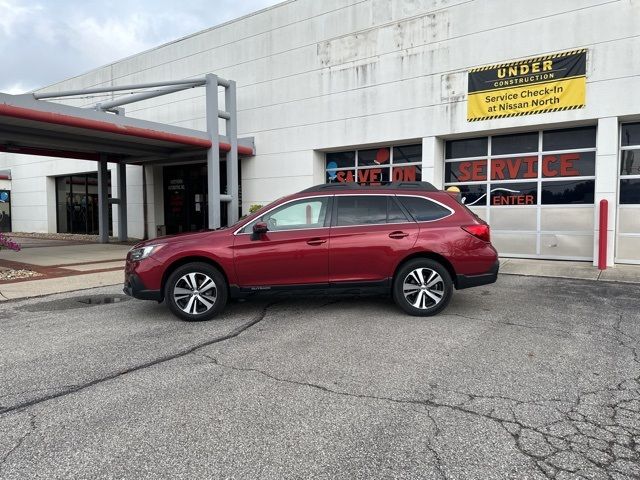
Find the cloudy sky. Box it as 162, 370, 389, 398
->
0, 0, 282, 93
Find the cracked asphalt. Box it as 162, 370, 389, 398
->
0, 274, 639, 479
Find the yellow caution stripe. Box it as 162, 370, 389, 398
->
468, 104, 585, 122
468, 48, 587, 73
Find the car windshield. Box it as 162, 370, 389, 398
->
226, 197, 284, 230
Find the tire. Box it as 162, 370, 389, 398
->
164, 262, 228, 321
392, 258, 453, 316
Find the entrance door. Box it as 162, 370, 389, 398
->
164, 165, 208, 234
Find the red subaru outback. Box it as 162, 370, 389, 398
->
124, 182, 498, 321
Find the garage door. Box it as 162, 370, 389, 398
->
617, 122, 640, 264
444, 126, 596, 260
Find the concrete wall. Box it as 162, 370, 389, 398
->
1, 0, 639, 250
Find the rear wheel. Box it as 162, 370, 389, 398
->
393, 259, 453, 316
165, 262, 228, 321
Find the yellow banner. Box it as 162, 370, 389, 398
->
468, 77, 586, 121
467, 50, 587, 121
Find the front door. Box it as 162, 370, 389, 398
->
164, 165, 208, 234
233, 196, 332, 286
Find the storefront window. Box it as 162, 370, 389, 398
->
543, 126, 596, 151
445, 137, 487, 159
325, 144, 422, 185
0, 190, 11, 233
55, 173, 112, 235
492, 132, 538, 155
620, 123, 640, 205
444, 127, 596, 207
541, 180, 595, 204
490, 182, 537, 206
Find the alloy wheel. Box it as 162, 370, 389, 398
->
402, 267, 445, 310
173, 272, 217, 315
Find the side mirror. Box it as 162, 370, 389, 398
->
251, 221, 268, 240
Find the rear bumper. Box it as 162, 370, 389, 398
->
123, 273, 162, 301
456, 261, 499, 289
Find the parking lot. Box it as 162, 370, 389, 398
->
0, 274, 639, 479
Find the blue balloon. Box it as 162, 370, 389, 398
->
326, 161, 338, 180
0, 192, 7, 202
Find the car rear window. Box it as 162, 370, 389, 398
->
397, 196, 451, 222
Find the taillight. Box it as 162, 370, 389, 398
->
462, 224, 490, 242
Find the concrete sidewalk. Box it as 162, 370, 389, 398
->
500, 258, 640, 284
0, 242, 130, 301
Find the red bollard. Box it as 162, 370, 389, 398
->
598, 199, 608, 270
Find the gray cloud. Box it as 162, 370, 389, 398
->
0, 0, 282, 93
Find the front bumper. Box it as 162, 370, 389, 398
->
123, 272, 162, 301
455, 260, 499, 289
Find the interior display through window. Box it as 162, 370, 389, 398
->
326, 144, 422, 185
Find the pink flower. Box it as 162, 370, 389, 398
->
0, 233, 20, 252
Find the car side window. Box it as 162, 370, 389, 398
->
241, 197, 329, 233
336, 196, 386, 226
397, 196, 452, 222
387, 196, 411, 223
335, 195, 410, 226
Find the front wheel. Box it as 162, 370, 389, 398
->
165, 262, 228, 321
393, 259, 453, 316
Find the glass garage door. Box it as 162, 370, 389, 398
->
444, 126, 596, 260
617, 123, 640, 264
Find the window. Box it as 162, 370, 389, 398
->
622, 124, 640, 147
492, 132, 538, 155
325, 144, 421, 185
387, 197, 411, 223
543, 126, 596, 151
444, 127, 596, 207
620, 124, 640, 205
0, 190, 10, 233
397, 196, 451, 222
491, 182, 537, 206
445, 137, 487, 159
620, 179, 640, 204
242, 197, 329, 233
541, 180, 595, 205
336, 196, 388, 226
55, 173, 112, 235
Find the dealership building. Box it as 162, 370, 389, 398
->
0, 0, 639, 265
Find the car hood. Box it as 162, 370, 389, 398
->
130, 228, 230, 250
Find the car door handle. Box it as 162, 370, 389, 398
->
307, 238, 327, 246
389, 231, 410, 239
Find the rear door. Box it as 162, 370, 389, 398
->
328, 194, 419, 283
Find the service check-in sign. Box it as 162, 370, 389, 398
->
467, 49, 586, 121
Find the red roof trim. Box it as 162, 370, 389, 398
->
0, 103, 212, 149
0, 145, 100, 161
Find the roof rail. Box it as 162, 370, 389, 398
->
386, 181, 438, 192
301, 183, 362, 192
301, 182, 439, 193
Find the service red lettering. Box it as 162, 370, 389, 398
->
560, 153, 580, 176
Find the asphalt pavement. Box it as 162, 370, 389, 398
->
0, 275, 639, 479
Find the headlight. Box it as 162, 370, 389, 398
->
129, 245, 163, 261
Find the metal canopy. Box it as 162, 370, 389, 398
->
0, 75, 253, 243
0, 92, 254, 164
